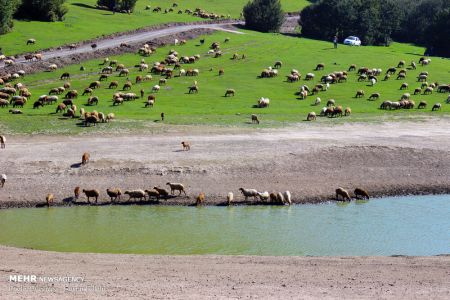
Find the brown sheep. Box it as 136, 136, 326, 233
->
219, 69, 224, 76
123, 82, 132, 90
106, 188, 122, 202
181, 141, 190, 151
81, 152, 90, 165
82, 88, 93, 96
355, 90, 364, 98
153, 187, 169, 199
83, 189, 100, 203
251, 114, 260, 124
109, 81, 119, 89
74, 186, 80, 199
344, 107, 351, 116
196, 192, 205, 205
89, 81, 100, 89
46, 193, 54, 207
145, 189, 160, 200
336, 187, 351, 201
0, 135, 6, 149
354, 188, 369, 200
225, 89, 235, 97
56, 103, 67, 113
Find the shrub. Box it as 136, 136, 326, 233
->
243, 0, 285, 32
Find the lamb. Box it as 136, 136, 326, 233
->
83, 189, 100, 203
306, 112, 316, 121
56, 103, 66, 113
239, 188, 258, 201
124, 190, 146, 201
400, 83, 408, 90
166, 182, 187, 195
153, 187, 169, 199
344, 107, 351, 116
432, 103, 441, 111
251, 114, 260, 124
27, 38, 36, 45
336, 187, 351, 201
152, 85, 161, 92
355, 90, 364, 98
282, 191, 292, 205
274, 61, 282, 68
46, 193, 54, 207
315, 63, 325, 70
145, 189, 160, 201
424, 87, 433, 94
327, 99, 335, 107
369, 93, 380, 100
181, 141, 190, 151
305, 73, 315, 80
253, 191, 268, 202
354, 188, 369, 200
81, 152, 90, 165
196, 192, 205, 205
0, 135, 5, 149
227, 192, 234, 205
225, 89, 235, 97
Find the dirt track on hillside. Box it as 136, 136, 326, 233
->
1, 119, 450, 207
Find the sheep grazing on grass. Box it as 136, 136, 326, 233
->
400, 83, 408, 90
369, 93, 380, 100
336, 187, 351, 201
74, 186, 80, 199
401, 93, 410, 100
355, 90, 364, 98
432, 103, 441, 111
397, 60, 405, 68
314, 97, 321, 106
305, 73, 315, 80
306, 112, 316, 121
370, 77, 377, 86
109, 81, 119, 89
188, 85, 198, 93
145, 190, 160, 201
181, 141, 190, 151
424, 87, 433, 95
257, 191, 270, 201
344, 107, 352, 116
81, 152, 90, 165
258, 97, 270, 108
56, 103, 67, 113
413, 88, 422, 95
152, 85, 161, 92
60, 72, 70, 80
153, 187, 169, 199
315, 63, 324, 70
27, 38, 36, 45
227, 192, 234, 205
83, 189, 100, 203
225, 89, 235, 97
354, 188, 369, 200
274, 61, 282, 68
47, 64, 58, 72
348, 64, 356, 71
218, 69, 224, 76
106, 113, 115, 122
251, 114, 260, 124
166, 182, 187, 195
9, 109, 22, 114
46, 193, 54, 207
124, 190, 146, 201
239, 188, 258, 201
327, 99, 335, 107
196, 192, 205, 205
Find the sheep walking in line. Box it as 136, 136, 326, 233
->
83, 189, 100, 203
0, 135, 5, 149
166, 182, 187, 196
1, 174, 6, 188
239, 188, 258, 201
124, 190, 146, 201
257, 191, 270, 201
107, 188, 122, 202
153, 187, 169, 199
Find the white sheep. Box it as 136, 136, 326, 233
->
179, 69, 186, 76
314, 97, 321, 106
239, 188, 258, 201
48, 64, 58, 71
227, 192, 234, 205
152, 85, 160, 92
166, 182, 186, 195
124, 190, 146, 201
258, 97, 270, 108
257, 191, 270, 201
370, 78, 377, 86
174, 39, 179, 45
282, 191, 292, 205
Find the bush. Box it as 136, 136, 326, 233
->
0, 0, 20, 34
243, 0, 285, 32
15, 0, 68, 22
97, 0, 138, 12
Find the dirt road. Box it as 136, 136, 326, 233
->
1, 119, 450, 207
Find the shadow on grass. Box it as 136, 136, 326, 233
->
71, 3, 97, 10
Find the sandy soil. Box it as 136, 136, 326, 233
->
0, 246, 449, 299
1, 119, 450, 207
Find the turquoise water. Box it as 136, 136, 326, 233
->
0, 195, 448, 256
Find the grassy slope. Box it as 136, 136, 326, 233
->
0, 0, 309, 55
1, 30, 449, 134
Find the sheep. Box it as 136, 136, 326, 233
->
239, 188, 258, 201
315, 63, 325, 70
227, 192, 234, 205
145, 189, 160, 201
336, 187, 351, 201
56, 103, 67, 113
145, 99, 154, 107
188, 85, 198, 93
400, 82, 408, 90
276, 192, 285, 205
344, 107, 351, 116
113, 98, 124, 106
327, 99, 335, 107
432, 103, 441, 111
166, 182, 187, 195
414, 88, 422, 95
119, 69, 129, 76
306, 112, 316, 121
9, 109, 22, 114
348, 64, 356, 71
355, 90, 365, 98
196, 192, 205, 205
424, 87, 433, 95
314, 97, 321, 106
370, 77, 377, 86
81, 152, 90, 165
46, 193, 54, 207
124, 190, 146, 201
0, 99, 9, 108
181, 141, 190, 151
274, 61, 282, 68
60, 72, 70, 80
369, 93, 380, 100
0, 135, 5, 149
47, 64, 58, 71
153, 187, 169, 199
354, 188, 369, 200
225, 89, 235, 97
123, 82, 132, 91
152, 85, 161, 92
401, 93, 411, 100
282, 191, 292, 205
251, 114, 260, 124
305, 73, 315, 80
106, 188, 122, 202
258, 97, 270, 108
83, 189, 100, 203
73, 186, 81, 200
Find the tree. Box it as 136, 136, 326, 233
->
423, 8, 450, 57
0, 0, 19, 34
97, 0, 138, 12
243, 0, 285, 32
15, 0, 68, 22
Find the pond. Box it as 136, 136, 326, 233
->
0, 195, 448, 256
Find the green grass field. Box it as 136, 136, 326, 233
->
0, 0, 309, 55
1, 30, 449, 134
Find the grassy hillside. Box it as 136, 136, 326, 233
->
1, 30, 449, 134
0, 0, 309, 55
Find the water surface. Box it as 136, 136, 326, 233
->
0, 195, 448, 256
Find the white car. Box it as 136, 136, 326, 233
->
343, 36, 361, 46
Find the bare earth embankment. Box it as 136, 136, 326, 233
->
1, 119, 450, 207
